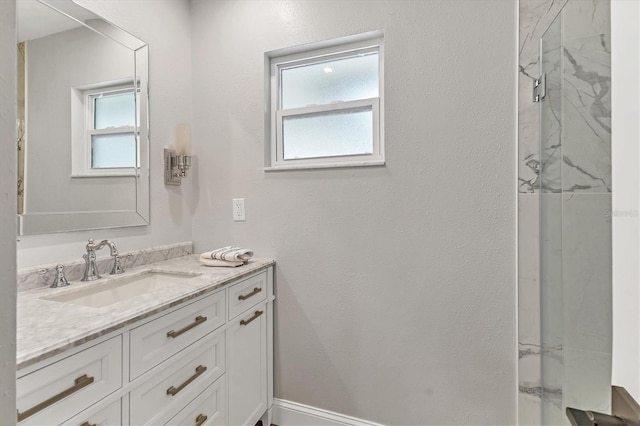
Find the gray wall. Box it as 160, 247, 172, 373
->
0, 0, 17, 423
190, 1, 518, 424
17, 0, 194, 268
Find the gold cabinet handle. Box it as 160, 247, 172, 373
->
167, 315, 207, 339
17, 374, 94, 422
80, 422, 97, 426
240, 310, 263, 327
166, 365, 207, 396
195, 413, 208, 426
238, 287, 262, 301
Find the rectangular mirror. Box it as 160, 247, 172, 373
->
17, 0, 149, 235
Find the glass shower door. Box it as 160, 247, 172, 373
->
538, 0, 612, 424
539, 10, 564, 425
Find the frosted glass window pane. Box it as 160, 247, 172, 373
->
282, 108, 373, 160
281, 52, 378, 109
94, 91, 135, 129
91, 133, 136, 168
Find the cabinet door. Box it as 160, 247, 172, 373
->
227, 272, 267, 320
69, 398, 122, 426
227, 304, 267, 426
165, 376, 226, 426
129, 331, 225, 426
17, 336, 122, 426
130, 291, 226, 380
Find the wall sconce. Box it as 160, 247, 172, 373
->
165, 124, 192, 186
164, 149, 192, 185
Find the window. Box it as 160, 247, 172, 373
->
89, 88, 137, 168
71, 82, 139, 177
267, 32, 384, 170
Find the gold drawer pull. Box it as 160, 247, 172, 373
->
167, 315, 207, 339
166, 365, 207, 396
238, 287, 262, 301
17, 374, 94, 422
80, 422, 97, 426
240, 310, 263, 327
195, 413, 208, 426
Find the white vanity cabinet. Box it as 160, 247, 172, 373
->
227, 274, 270, 426
16, 266, 274, 426
227, 306, 268, 426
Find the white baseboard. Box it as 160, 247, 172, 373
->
271, 399, 385, 426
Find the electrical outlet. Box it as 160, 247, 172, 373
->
232, 198, 245, 221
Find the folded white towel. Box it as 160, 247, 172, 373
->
199, 258, 244, 268
200, 246, 254, 262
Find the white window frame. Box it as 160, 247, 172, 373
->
71, 82, 139, 177
266, 33, 384, 170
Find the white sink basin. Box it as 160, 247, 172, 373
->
42, 271, 201, 308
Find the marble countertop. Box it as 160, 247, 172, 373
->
17, 255, 275, 370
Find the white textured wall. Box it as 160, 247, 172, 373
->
190, 1, 518, 424
0, 0, 17, 422
611, 0, 640, 402
17, 0, 193, 267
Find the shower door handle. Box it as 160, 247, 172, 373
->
533, 73, 546, 102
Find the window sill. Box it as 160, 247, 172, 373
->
71, 171, 140, 178
264, 160, 385, 172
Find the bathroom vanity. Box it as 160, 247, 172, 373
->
15, 255, 275, 426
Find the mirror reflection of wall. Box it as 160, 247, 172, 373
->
24, 24, 136, 213
17, 41, 25, 214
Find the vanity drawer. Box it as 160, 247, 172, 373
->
129, 331, 225, 425
165, 376, 226, 426
17, 336, 122, 426
227, 272, 267, 320
73, 398, 121, 426
130, 290, 225, 379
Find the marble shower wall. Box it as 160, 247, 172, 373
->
518, 0, 612, 424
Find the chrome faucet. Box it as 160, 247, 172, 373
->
82, 239, 124, 281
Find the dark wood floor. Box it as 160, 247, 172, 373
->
255, 420, 278, 426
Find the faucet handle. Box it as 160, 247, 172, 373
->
111, 253, 132, 275
51, 265, 70, 288
111, 255, 124, 275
